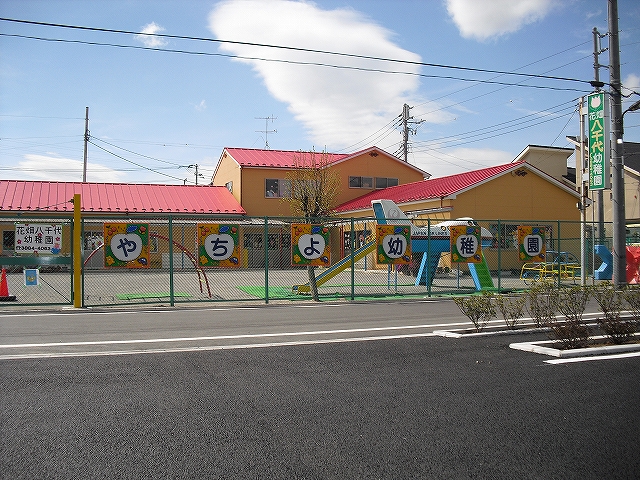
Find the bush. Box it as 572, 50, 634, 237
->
546, 285, 591, 349
453, 292, 496, 332
591, 282, 637, 345
526, 281, 558, 327
621, 285, 640, 323
495, 294, 526, 329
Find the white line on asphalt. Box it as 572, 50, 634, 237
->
0, 321, 471, 349
545, 351, 640, 364
0, 332, 438, 360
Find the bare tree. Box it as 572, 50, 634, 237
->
284, 150, 341, 300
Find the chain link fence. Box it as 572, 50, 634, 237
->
0, 213, 622, 308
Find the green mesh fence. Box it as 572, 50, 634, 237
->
0, 213, 621, 307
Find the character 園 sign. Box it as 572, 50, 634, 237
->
291, 224, 330, 266
587, 92, 610, 190
450, 225, 482, 264
518, 226, 546, 262
376, 225, 411, 264
198, 224, 240, 267
104, 223, 149, 268
14, 223, 62, 254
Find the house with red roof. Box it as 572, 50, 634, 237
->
211, 146, 430, 216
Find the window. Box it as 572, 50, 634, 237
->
375, 177, 398, 189
349, 176, 373, 189
265, 179, 291, 198
488, 223, 552, 249
3, 230, 15, 250
225, 181, 233, 193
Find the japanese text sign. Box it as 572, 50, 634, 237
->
103, 223, 149, 268
587, 92, 610, 190
291, 224, 330, 266
450, 225, 482, 264
198, 224, 240, 267
376, 225, 411, 264
14, 223, 62, 254
518, 226, 546, 262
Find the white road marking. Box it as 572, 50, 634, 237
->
545, 351, 640, 364
0, 332, 438, 360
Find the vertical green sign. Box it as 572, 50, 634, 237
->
587, 92, 610, 190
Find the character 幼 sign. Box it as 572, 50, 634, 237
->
198, 224, 240, 267
291, 224, 330, 266
376, 225, 411, 264
450, 225, 482, 264
518, 226, 546, 262
104, 223, 149, 268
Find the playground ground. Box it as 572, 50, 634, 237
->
0, 265, 574, 309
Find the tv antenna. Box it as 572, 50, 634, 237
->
256, 115, 277, 149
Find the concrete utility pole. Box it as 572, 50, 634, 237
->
83, 107, 89, 182
188, 164, 204, 185
401, 104, 423, 162
608, 0, 626, 287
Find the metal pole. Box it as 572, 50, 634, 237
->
73, 194, 82, 307
168, 216, 174, 307
609, 0, 626, 287
579, 97, 587, 285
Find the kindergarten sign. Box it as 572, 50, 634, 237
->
376, 225, 411, 264
450, 225, 482, 264
198, 224, 240, 267
587, 92, 610, 190
291, 224, 330, 266
103, 223, 149, 268
14, 223, 62, 254
518, 226, 546, 262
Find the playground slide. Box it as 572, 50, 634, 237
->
293, 240, 376, 293
468, 254, 495, 290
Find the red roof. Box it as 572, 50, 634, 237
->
0, 180, 245, 215
224, 147, 350, 168
334, 162, 523, 213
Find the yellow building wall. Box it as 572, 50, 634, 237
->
224, 151, 426, 217
211, 154, 242, 205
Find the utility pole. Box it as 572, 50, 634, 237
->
401, 104, 423, 162
608, 0, 626, 287
83, 107, 89, 182
256, 116, 277, 149
187, 164, 204, 185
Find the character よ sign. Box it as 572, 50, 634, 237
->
291, 224, 330, 266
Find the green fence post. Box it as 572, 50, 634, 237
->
264, 216, 269, 304
80, 216, 85, 307
169, 215, 174, 307
497, 219, 501, 293
350, 217, 355, 301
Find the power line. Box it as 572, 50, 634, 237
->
0, 18, 595, 88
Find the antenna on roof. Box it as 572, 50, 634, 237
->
256, 116, 277, 149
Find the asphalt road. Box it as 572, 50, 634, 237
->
1, 301, 639, 479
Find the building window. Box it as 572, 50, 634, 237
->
225, 181, 233, 193
349, 176, 373, 188
3, 230, 15, 251
265, 179, 291, 198
375, 177, 398, 189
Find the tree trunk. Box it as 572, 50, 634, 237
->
307, 265, 319, 301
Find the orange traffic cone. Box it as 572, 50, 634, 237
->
0, 268, 17, 301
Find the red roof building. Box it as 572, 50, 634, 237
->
211, 146, 429, 216
0, 180, 245, 215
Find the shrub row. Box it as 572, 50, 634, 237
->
453, 283, 640, 348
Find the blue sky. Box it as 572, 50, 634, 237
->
1, 0, 639, 184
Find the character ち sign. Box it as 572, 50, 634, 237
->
198, 224, 241, 267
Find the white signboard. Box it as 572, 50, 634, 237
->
14, 223, 63, 254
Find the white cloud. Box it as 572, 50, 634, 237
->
194, 99, 207, 111
623, 73, 640, 97
445, 0, 557, 41
135, 22, 169, 48
208, 0, 440, 149
9, 155, 125, 183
